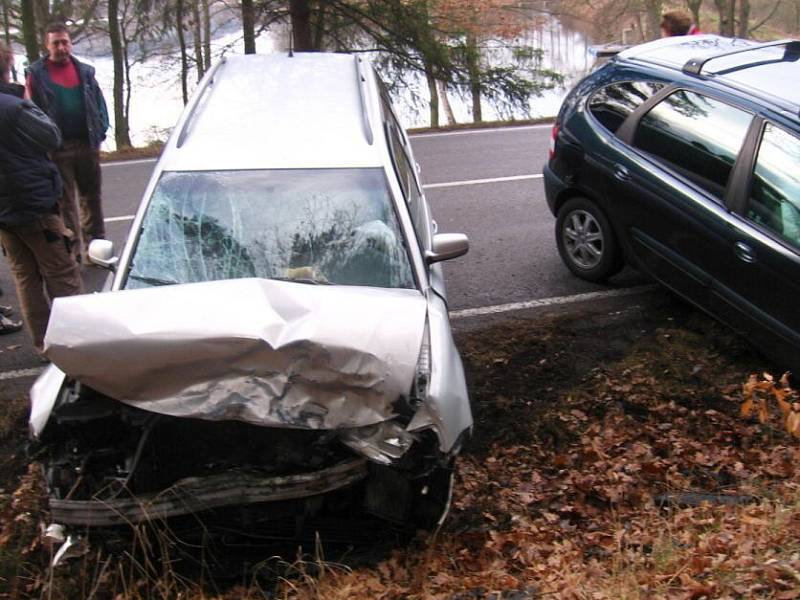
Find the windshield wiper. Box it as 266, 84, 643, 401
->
269, 276, 332, 285
128, 274, 178, 287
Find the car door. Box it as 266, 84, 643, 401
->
611, 88, 754, 308
711, 119, 800, 367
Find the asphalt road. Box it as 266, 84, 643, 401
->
0, 124, 649, 380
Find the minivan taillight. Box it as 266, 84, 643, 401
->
548, 123, 559, 161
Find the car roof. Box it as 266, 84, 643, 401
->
616, 35, 800, 115
159, 52, 385, 172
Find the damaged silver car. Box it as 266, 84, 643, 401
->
30, 53, 472, 539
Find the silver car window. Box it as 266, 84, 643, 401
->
125, 168, 415, 290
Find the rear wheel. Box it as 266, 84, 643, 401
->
556, 197, 622, 282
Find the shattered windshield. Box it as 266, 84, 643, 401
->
124, 168, 415, 289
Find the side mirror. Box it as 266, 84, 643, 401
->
426, 233, 469, 264
87, 239, 118, 271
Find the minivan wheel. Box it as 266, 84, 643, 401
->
556, 197, 622, 282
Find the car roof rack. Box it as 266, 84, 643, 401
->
682, 39, 800, 75
176, 57, 227, 148
354, 56, 374, 146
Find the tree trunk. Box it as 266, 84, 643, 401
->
241, 0, 256, 54
21, 0, 39, 63
202, 0, 211, 69
465, 31, 482, 123
192, 0, 204, 80
312, 1, 325, 50
176, 0, 189, 104
290, 0, 312, 51
687, 0, 703, 28
437, 80, 455, 125
714, 0, 736, 35
737, 0, 750, 36
108, 0, 131, 148
425, 66, 439, 128
1, 0, 16, 80
32, 0, 48, 43
642, 0, 663, 40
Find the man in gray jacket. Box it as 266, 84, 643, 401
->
0, 41, 83, 353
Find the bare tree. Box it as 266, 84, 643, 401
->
20, 0, 39, 62
108, 0, 131, 147
242, 0, 256, 53
176, 0, 188, 103
737, 0, 750, 36
202, 0, 211, 69
686, 0, 703, 27
191, 0, 204, 79
290, 0, 312, 50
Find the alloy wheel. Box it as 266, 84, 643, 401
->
562, 209, 604, 269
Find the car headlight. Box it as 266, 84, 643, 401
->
339, 421, 416, 465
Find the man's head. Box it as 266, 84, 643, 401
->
661, 10, 692, 37
0, 40, 12, 83
45, 22, 73, 64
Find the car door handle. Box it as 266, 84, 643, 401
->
613, 164, 631, 182
734, 241, 757, 264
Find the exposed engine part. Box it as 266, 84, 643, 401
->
338, 421, 416, 465
50, 459, 368, 526
51, 535, 88, 567
43, 523, 66, 545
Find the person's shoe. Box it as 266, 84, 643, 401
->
0, 304, 12, 317
0, 315, 23, 334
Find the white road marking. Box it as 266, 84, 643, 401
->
412, 124, 553, 138
423, 174, 543, 189
0, 367, 45, 381
450, 285, 658, 320
102, 172, 545, 223
102, 158, 158, 167
99, 124, 552, 170
0, 285, 658, 382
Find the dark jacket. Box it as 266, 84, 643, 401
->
26, 55, 109, 149
0, 83, 63, 227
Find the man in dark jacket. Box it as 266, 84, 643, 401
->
26, 22, 109, 262
0, 40, 83, 352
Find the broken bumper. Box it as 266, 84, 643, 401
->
50, 458, 368, 527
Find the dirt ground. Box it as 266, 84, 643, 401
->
2, 291, 799, 599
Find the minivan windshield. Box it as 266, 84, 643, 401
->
124, 168, 415, 290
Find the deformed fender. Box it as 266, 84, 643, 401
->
407, 290, 472, 452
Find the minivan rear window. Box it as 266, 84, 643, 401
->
588, 81, 664, 134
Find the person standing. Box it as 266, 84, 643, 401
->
26, 22, 109, 262
0, 40, 84, 352
660, 10, 702, 37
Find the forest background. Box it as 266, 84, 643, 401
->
3, 0, 800, 151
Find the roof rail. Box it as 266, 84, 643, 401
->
354, 56, 374, 145
176, 57, 227, 148
682, 39, 800, 75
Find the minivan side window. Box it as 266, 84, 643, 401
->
633, 90, 752, 201
747, 123, 800, 248
587, 81, 664, 134
386, 123, 432, 250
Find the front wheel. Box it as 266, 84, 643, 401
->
555, 197, 623, 282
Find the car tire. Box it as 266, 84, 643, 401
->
555, 197, 623, 282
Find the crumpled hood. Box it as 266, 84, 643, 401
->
44, 278, 427, 429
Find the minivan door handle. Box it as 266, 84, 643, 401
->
734, 241, 757, 263
613, 164, 631, 182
